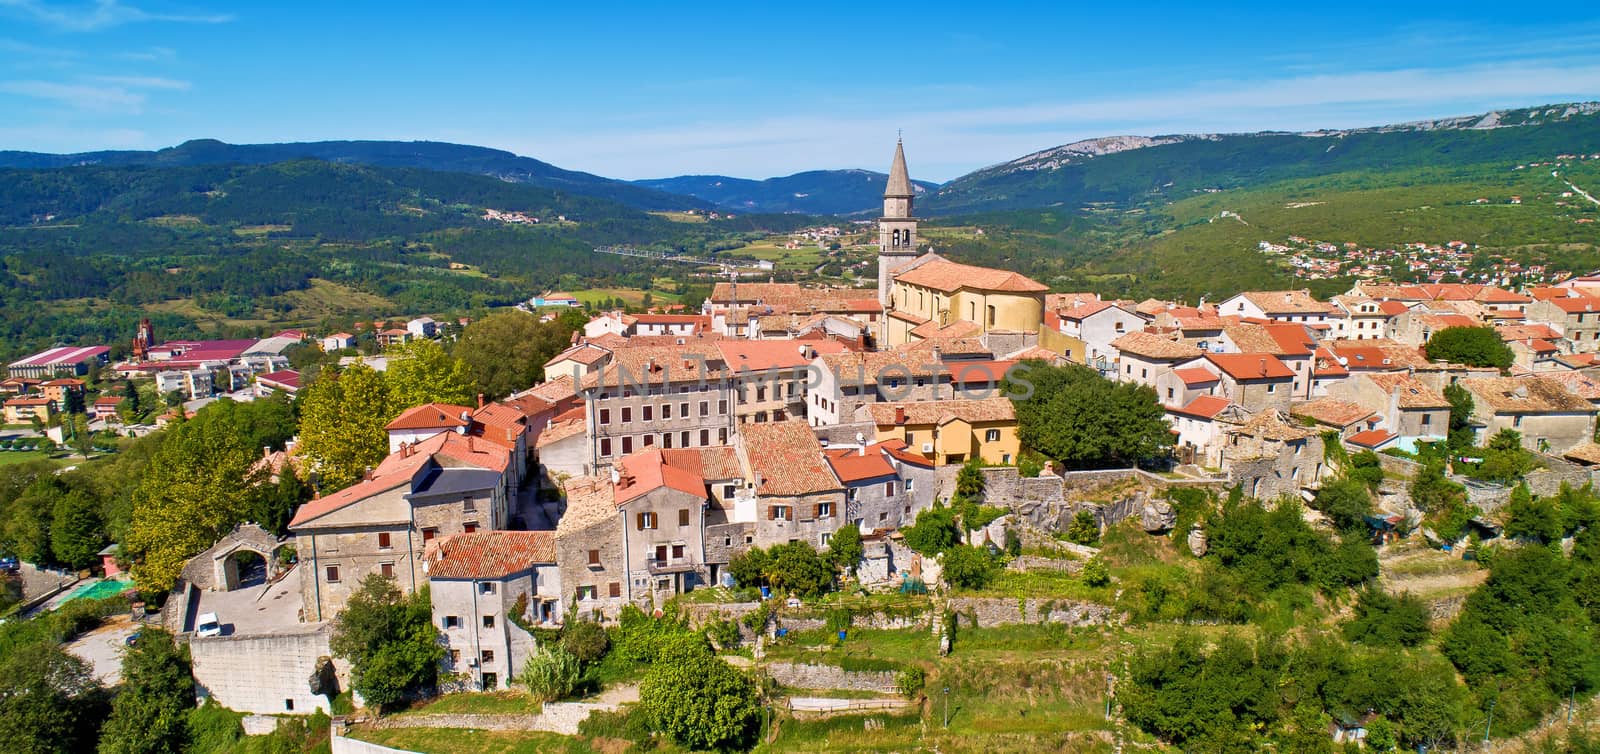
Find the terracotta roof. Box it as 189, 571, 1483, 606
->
908, 319, 982, 340
93, 395, 124, 406
1494, 323, 1562, 341
904, 336, 990, 356
426, 531, 556, 579
1237, 290, 1332, 314
1347, 429, 1398, 448
1462, 376, 1593, 413
1363, 373, 1450, 409
535, 407, 587, 448
738, 420, 840, 496
41, 378, 85, 387
817, 349, 941, 385
1168, 395, 1231, 419
708, 282, 878, 311
1291, 399, 1376, 428
1045, 292, 1101, 312
1542, 371, 1600, 401
516, 375, 578, 405
558, 475, 617, 534
824, 446, 898, 483
866, 396, 1016, 426
1203, 352, 1295, 381
717, 340, 847, 371
289, 451, 430, 528
1545, 296, 1600, 314
1173, 366, 1220, 385
1224, 322, 1311, 355
659, 446, 743, 480
614, 447, 709, 505
581, 345, 722, 390
4, 397, 51, 406
545, 342, 612, 369
877, 438, 935, 467
1111, 331, 1202, 360
257, 370, 301, 389
1059, 301, 1117, 320
386, 403, 474, 432
894, 258, 1048, 294
1564, 442, 1600, 465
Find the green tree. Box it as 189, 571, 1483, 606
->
901, 504, 958, 556
943, 544, 999, 590
1007, 362, 1173, 469
1504, 484, 1562, 543
1346, 450, 1386, 490
639, 652, 760, 752
453, 310, 585, 399
1066, 510, 1100, 545
1343, 586, 1430, 647
296, 362, 393, 492
1475, 429, 1535, 483
1082, 555, 1110, 587
560, 620, 609, 664
828, 524, 863, 574
1443, 383, 1477, 451
517, 646, 580, 703
329, 574, 444, 712
1311, 477, 1372, 532
1424, 326, 1514, 369
0, 642, 107, 754
49, 489, 103, 570
727, 546, 769, 588
955, 459, 985, 500
761, 541, 832, 597
98, 629, 195, 754
384, 339, 476, 409
1, 478, 59, 564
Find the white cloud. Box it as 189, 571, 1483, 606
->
89, 74, 189, 90
0, 79, 145, 111
0, 0, 231, 32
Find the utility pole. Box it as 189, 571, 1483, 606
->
1483, 696, 1495, 750
943, 686, 950, 729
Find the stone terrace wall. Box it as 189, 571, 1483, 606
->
947, 597, 1113, 629
189, 624, 350, 716
766, 662, 898, 693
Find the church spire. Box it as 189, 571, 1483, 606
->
884, 136, 914, 198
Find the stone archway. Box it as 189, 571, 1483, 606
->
205, 523, 288, 592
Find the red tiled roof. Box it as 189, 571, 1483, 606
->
1168, 395, 1231, 419
425, 531, 556, 579
717, 339, 848, 371
877, 439, 934, 468
1174, 366, 1220, 385
1547, 296, 1600, 314
824, 446, 898, 483
1203, 352, 1294, 380
1347, 429, 1397, 448
614, 447, 708, 505
740, 420, 840, 496
257, 370, 301, 389
386, 403, 474, 431
894, 258, 1048, 294
289, 451, 430, 528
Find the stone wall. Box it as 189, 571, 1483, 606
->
1373, 452, 1421, 480
1008, 555, 1082, 575
946, 597, 1113, 629
189, 624, 351, 715
766, 662, 898, 693
1526, 454, 1597, 498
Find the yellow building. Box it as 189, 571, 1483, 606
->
862, 397, 1019, 466
3, 396, 55, 425
883, 254, 1048, 346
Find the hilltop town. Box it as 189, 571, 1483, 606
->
5, 138, 1600, 754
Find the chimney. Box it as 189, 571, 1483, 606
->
610, 467, 620, 485
458, 410, 470, 434
1259, 359, 1268, 377
894, 406, 907, 424
477, 393, 485, 409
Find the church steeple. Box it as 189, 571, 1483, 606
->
877, 136, 920, 309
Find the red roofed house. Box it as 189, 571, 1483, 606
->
1182, 353, 1296, 413
736, 420, 848, 550
1526, 295, 1600, 351
824, 441, 936, 533
255, 370, 301, 397
289, 435, 511, 621
1327, 373, 1450, 446
3, 396, 55, 425
426, 531, 560, 689
1217, 290, 1334, 326
1165, 395, 1250, 467
386, 403, 475, 453
91, 394, 125, 421
1056, 302, 1148, 374
884, 253, 1048, 347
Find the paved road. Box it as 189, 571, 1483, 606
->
65, 615, 137, 685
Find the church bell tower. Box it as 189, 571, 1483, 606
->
877, 137, 919, 308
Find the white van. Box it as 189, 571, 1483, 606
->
195, 612, 222, 637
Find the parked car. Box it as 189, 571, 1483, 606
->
0, 556, 17, 572
195, 612, 222, 637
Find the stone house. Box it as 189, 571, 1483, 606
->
534, 406, 588, 485
716, 340, 848, 425
1110, 331, 1203, 392
386, 403, 473, 453
1219, 321, 1317, 400
1166, 395, 1249, 468
1222, 410, 1327, 500
1330, 295, 1410, 340
288, 433, 508, 622
581, 345, 735, 470
1055, 302, 1148, 373
736, 420, 848, 551
1290, 398, 1380, 439
824, 442, 924, 532
1526, 295, 1600, 351
1155, 365, 1222, 410
1217, 290, 1335, 326
543, 342, 613, 380
1328, 373, 1450, 445
805, 349, 945, 426
1183, 352, 1295, 413
426, 531, 559, 690
1459, 376, 1597, 453
861, 397, 1019, 466
556, 475, 627, 622
612, 448, 712, 605
1388, 311, 1478, 346
883, 254, 1047, 347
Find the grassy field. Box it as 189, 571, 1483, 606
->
571, 287, 685, 308
0, 450, 70, 467
350, 728, 598, 754
395, 690, 540, 716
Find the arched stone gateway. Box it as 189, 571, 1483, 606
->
182, 523, 293, 592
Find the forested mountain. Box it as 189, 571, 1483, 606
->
633, 170, 940, 214
0, 139, 706, 211
924, 102, 1600, 215
0, 160, 814, 360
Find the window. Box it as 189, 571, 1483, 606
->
662, 403, 672, 419
325, 565, 340, 583
450, 649, 461, 663
621, 436, 633, 454
700, 429, 710, 446
621, 407, 631, 423
1514, 415, 1523, 428
463, 496, 476, 512
578, 585, 597, 600
879, 512, 888, 522
380, 562, 394, 579
821, 532, 832, 546
637, 512, 657, 530
885, 480, 897, 496
681, 431, 690, 447
481, 649, 494, 663
483, 614, 496, 628
678, 508, 690, 527
643, 434, 654, 447
769, 506, 791, 521
588, 549, 601, 566
985, 429, 1001, 442
817, 502, 833, 518
906, 478, 914, 492
608, 582, 621, 598
643, 405, 653, 421
599, 408, 611, 424
463, 522, 478, 534
662, 433, 672, 448
285, 699, 294, 711
481, 672, 497, 688
479, 582, 495, 595
722, 484, 736, 499
1166, 387, 1175, 400
443, 615, 461, 629
719, 428, 728, 444
987, 305, 997, 327
680, 402, 689, 417
422, 527, 437, 541
699, 401, 709, 417
600, 438, 612, 457
718, 399, 728, 413
671, 544, 685, 559
1421, 413, 1432, 426
1267, 382, 1276, 393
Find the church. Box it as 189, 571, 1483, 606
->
875, 139, 1048, 347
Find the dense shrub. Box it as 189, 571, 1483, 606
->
517, 646, 580, 703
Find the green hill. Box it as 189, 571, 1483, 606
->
633, 170, 940, 215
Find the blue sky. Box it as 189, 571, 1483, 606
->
1, 1, 1598, 181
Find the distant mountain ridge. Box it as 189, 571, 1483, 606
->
0, 139, 707, 211
925, 101, 1600, 215
632, 170, 940, 215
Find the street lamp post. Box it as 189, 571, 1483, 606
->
943, 686, 950, 729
